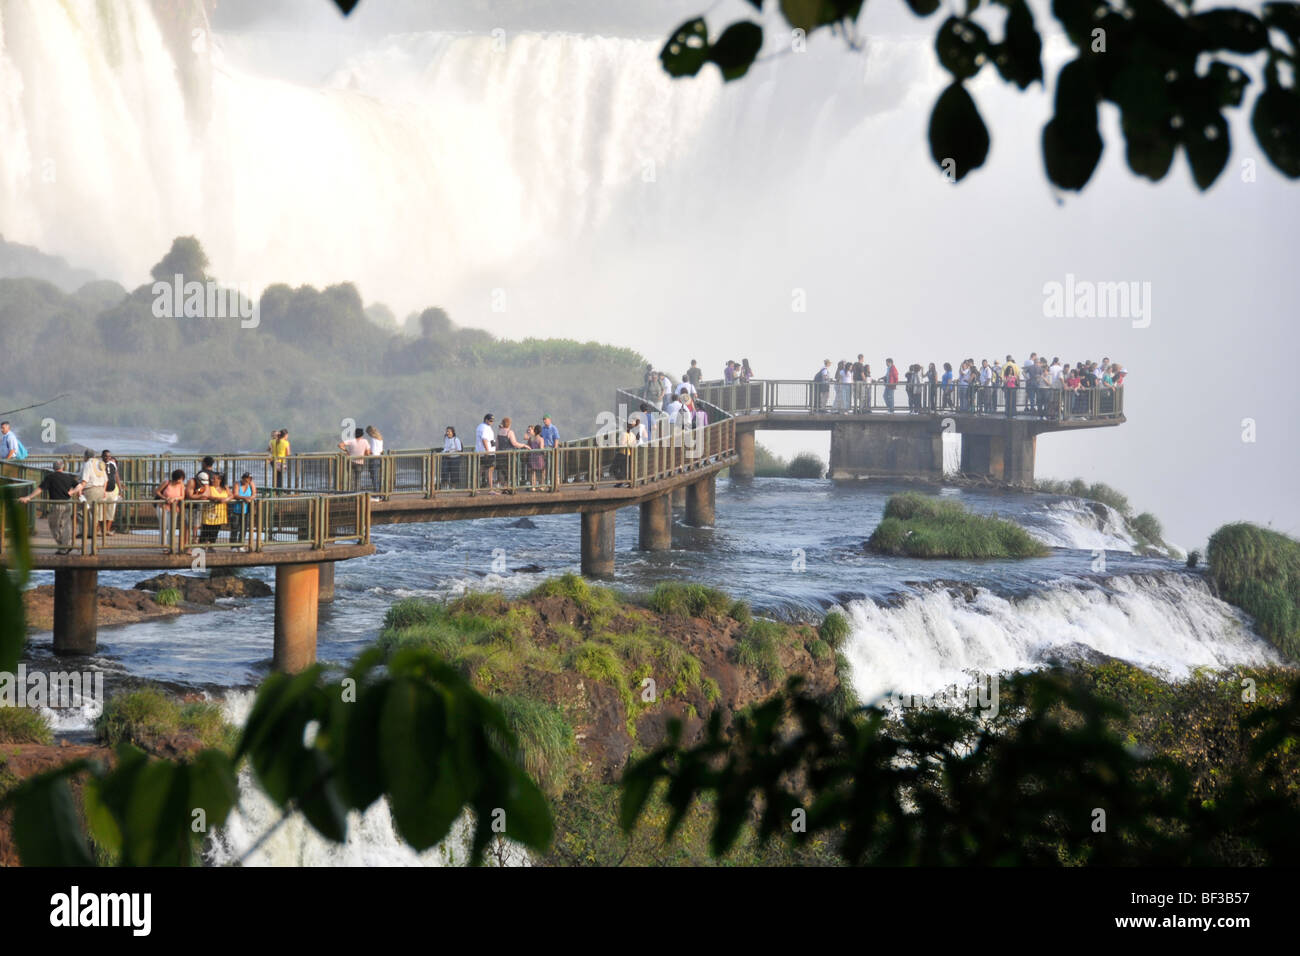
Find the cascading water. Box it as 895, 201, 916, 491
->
842, 571, 1282, 705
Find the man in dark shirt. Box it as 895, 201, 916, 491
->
686, 360, 702, 387
18, 461, 86, 553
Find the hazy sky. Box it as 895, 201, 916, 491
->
2, 0, 1296, 548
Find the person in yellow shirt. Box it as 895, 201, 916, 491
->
201, 473, 231, 544
269, 429, 291, 488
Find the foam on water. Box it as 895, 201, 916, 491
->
843, 572, 1283, 704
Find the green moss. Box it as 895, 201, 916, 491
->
1208, 523, 1300, 660
0, 706, 54, 745
648, 582, 732, 618
808, 638, 831, 661
867, 493, 1049, 559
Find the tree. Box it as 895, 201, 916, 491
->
417, 306, 452, 339
649, 0, 1300, 190
150, 236, 210, 284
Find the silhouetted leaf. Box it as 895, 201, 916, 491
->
1207, 61, 1249, 108
929, 82, 990, 181
1253, 86, 1300, 178
708, 21, 764, 81
1184, 112, 1231, 189
904, 0, 942, 16
8, 762, 95, 866
936, 17, 989, 80
661, 18, 711, 78
1043, 60, 1102, 189
993, 0, 1043, 89
1190, 9, 1267, 53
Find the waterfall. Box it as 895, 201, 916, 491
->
842, 571, 1283, 704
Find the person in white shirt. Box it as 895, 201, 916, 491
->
660, 374, 673, 411
666, 396, 684, 422
364, 425, 384, 499
338, 427, 371, 491
80, 449, 108, 513
475, 413, 499, 493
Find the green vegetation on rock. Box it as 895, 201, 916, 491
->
1036, 477, 1180, 558
153, 587, 182, 607
1208, 523, 1300, 660
0, 706, 54, 745
647, 582, 732, 619
867, 492, 1049, 559
95, 688, 235, 753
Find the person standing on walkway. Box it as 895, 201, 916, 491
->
230, 472, 256, 549
883, 358, 899, 412
686, 360, 703, 388
79, 449, 108, 539
101, 449, 120, 535
476, 413, 499, 494
339, 428, 370, 491
154, 469, 187, 552
270, 429, 291, 489
0, 421, 21, 460
497, 417, 527, 493
440, 426, 462, 489
540, 415, 560, 448
365, 425, 384, 499
18, 461, 86, 554
527, 424, 546, 490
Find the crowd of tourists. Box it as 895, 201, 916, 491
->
807, 353, 1127, 417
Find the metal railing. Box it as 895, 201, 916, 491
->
0, 472, 369, 558
689, 379, 1124, 421
3, 385, 743, 552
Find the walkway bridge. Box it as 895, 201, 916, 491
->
1, 379, 1124, 671
691, 379, 1125, 485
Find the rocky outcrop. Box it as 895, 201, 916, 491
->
134, 572, 271, 604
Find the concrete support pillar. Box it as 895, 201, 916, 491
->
638, 493, 672, 551
52, 568, 98, 657
580, 510, 616, 578
274, 562, 319, 673
732, 429, 756, 482
317, 561, 335, 603
829, 421, 945, 480
685, 475, 716, 528
671, 486, 686, 508
1004, 431, 1037, 487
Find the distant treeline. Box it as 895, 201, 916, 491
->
0, 237, 645, 451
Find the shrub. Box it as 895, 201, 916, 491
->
727, 600, 753, 628
868, 494, 1048, 559
0, 706, 54, 745
96, 688, 180, 747
383, 598, 446, 630
494, 695, 576, 799
153, 587, 182, 607
736, 620, 786, 683
819, 610, 851, 650
808, 638, 831, 661
647, 582, 732, 618
179, 701, 238, 752
529, 573, 619, 620
786, 453, 825, 479
1207, 523, 1300, 660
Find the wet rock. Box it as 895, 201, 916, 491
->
134, 572, 271, 604
508, 517, 538, 529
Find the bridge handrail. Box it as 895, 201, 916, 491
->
686, 378, 1124, 420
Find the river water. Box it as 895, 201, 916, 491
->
19, 432, 1286, 865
